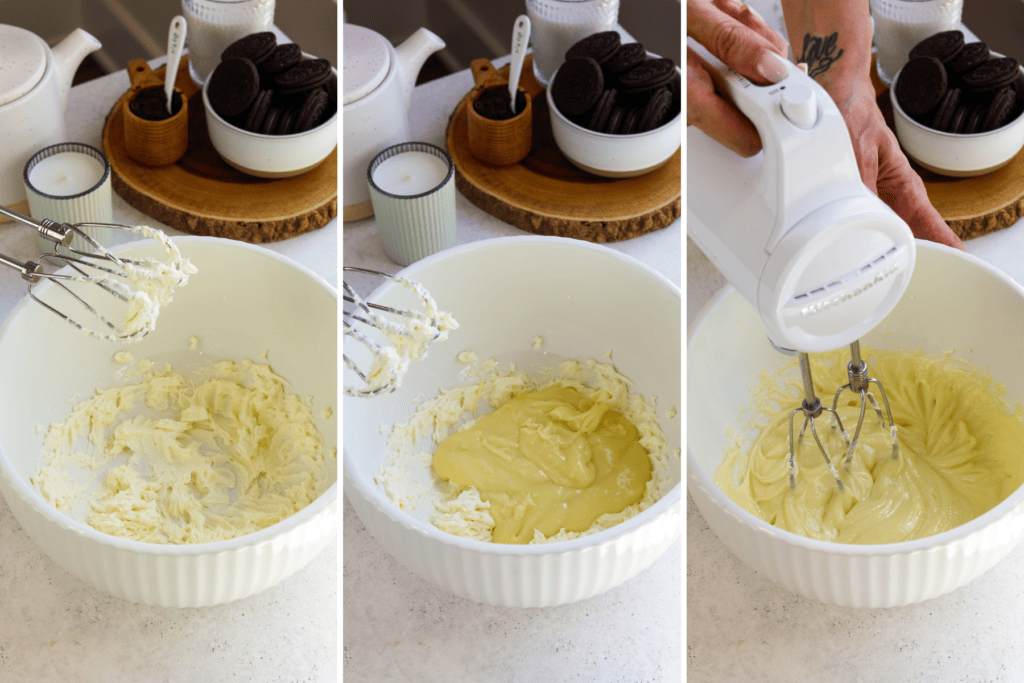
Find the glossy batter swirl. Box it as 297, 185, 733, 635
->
715, 348, 1024, 544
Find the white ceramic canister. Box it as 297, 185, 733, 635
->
0, 25, 101, 213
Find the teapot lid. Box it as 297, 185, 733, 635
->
344, 24, 391, 106
0, 25, 48, 107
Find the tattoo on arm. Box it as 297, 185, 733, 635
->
797, 32, 844, 78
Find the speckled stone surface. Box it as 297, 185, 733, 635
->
687, 232, 1024, 682
343, 498, 681, 683
0, 53, 337, 682
343, 43, 681, 683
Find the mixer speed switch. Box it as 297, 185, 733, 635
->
781, 83, 817, 129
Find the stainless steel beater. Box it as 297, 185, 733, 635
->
785, 342, 900, 491
832, 340, 900, 465
343, 266, 450, 398
0, 205, 160, 341
787, 351, 850, 491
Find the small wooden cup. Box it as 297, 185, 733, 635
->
123, 59, 188, 167
467, 58, 532, 166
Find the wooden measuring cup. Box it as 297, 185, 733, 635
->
123, 59, 188, 166
467, 58, 532, 166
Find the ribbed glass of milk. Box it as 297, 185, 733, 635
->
871, 0, 963, 86
181, 0, 276, 86
525, 0, 620, 87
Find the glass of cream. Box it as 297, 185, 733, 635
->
181, 0, 276, 86
525, 0, 620, 87
871, 0, 964, 85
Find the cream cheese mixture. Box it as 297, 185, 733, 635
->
32, 356, 330, 544
715, 347, 1024, 544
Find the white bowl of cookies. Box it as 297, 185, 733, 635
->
202, 32, 337, 178
890, 31, 1024, 177
546, 32, 681, 178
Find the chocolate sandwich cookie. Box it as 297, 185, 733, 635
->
638, 87, 673, 132
895, 56, 947, 117
930, 87, 961, 131
947, 102, 970, 133
207, 58, 261, 118
909, 30, 964, 64
963, 57, 1020, 92
588, 88, 617, 131
962, 103, 986, 134
621, 106, 641, 135
243, 88, 273, 132
275, 58, 333, 94
618, 57, 676, 93
982, 86, 1017, 131
948, 42, 989, 74
262, 43, 303, 74
295, 88, 329, 132
221, 31, 277, 65
551, 57, 604, 117
604, 105, 626, 134
603, 42, 646, 74
259, 106, 281, 135
276, 107, 296, 135
565, 31, 621, 64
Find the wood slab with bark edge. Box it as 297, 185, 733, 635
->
446, 56, 680, 243
872, 55, 1024, 240
102, 56, 336, 243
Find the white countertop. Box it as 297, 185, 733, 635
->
342, 49, 682, 683
687, 183, 1024, 680
0, 62, 337, 681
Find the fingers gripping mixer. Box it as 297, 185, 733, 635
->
687, 48, 915, 488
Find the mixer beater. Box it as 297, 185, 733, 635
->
787, 351, 849, 490
787, 341, 901, 491
343, 267, 457, 398
0, 204, 193, 342
833, 340, 900, 466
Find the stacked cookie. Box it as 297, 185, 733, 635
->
550, 31, 681, 135
207, 32, 337, 136
894, 30, 1024, 135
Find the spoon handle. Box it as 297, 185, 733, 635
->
508, 14, 531, 114
164, 15, 187, 113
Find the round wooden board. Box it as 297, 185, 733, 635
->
445, 57, 680, 242
872, 57, 1024, 240
102, 57, 337, 243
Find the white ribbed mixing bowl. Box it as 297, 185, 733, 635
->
344, 236, 681, 607
0, 237, 337, 607
688, 241, 1024, 608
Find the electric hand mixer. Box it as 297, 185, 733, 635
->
687, 48, 916, 489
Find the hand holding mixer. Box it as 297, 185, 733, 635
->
687, 48, 916, 489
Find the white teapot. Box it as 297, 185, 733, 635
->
343, 24, 445, 222
0, 25, 101, 211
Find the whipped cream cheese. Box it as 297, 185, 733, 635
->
32, 357, 330, 544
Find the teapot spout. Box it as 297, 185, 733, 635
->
52, 28, 102, 113
395, 27, 445, 109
